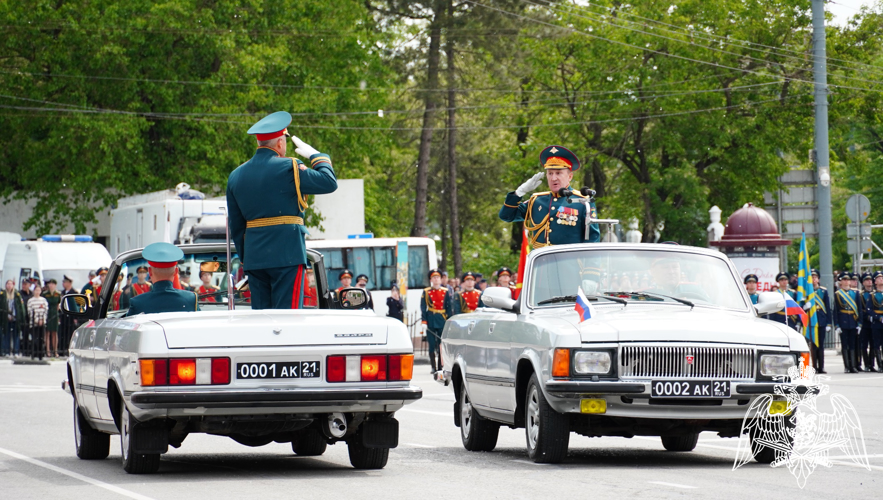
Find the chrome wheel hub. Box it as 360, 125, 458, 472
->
527, 386, 540, 450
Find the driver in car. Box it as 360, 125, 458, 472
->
126, 242, 199, 316
643, 257, 708, 301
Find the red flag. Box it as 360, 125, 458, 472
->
513, 228, 529, 300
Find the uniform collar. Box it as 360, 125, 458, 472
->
153, 280, 174, 291
255, 146, 282, 157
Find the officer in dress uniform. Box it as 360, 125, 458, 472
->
858, 272, 876, 372
496, 267, 516, 298
126, 243, 199, 317
834, 271, 862, 373
42, 279, 61, 358
196, 270, 220, 303
810, 269, 831, 374
770, 272, 798, 327
337, 270, 353, 294
744, 274, 759, 305
227, 111, 338, 310
867, 271, 883, 372
500, 145, 600, 249
421, 269, 452, 374
454, 272, 482, 314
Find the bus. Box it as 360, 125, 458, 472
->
306, 237, 438, 319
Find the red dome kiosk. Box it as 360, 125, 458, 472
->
710, 203, 791, 292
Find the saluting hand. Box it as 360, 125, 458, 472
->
291, 135, 319, 159
515, 171, 545, 197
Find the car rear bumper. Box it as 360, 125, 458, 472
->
129, 386, 423, 410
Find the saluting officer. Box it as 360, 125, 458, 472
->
500, 145, 600, 249
810, 269, 831, 374
858, 272, 876, 372
421, 269, 452, 375
744, 274, 760, 304
454, 272, 482, 314
834, 272, 862, 373
126, 243, 199, 317
227, 111, 338, 310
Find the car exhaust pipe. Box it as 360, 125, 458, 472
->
324, 413, 347, 439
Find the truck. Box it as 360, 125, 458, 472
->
3, 236, 112, 292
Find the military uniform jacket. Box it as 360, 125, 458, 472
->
454, 289, 482, 315
769, 289, 797, 324
860, 290, 875, 328
834, 289, 861, 329
748, 293, 759, 305
499, 191, 600, 248
814, 287, 831, 330
227, 147, 338, 270
869, 291, 883, 327
126, 280, 199, 317
421, 287, 452, 332
42, 290, 61, 331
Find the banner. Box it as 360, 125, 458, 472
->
396, 241, 409, 309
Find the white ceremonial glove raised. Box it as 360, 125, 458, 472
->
803, 301, 812, 311
291, 135, 319, 158
515, 171, 545, 197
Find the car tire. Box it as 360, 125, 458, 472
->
347, 441, 389, 470
292, 430, 328, 456
660, 433, 699, 452
525, 374, 569, 463
750, 416, 794, 464
74, 401, 110, 460
459, 382, 499, 452
120, 402, 160, 474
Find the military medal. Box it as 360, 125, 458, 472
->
557, 206, 578, 226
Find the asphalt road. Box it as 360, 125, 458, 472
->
1, 356, 881, 499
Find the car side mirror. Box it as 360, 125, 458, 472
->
481, 287, 516, 311
338, 287, 369, 309
755, 292, 786, 316
61, 294, 94, 318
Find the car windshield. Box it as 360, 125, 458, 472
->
105, 250, 321, 317
528, 248, 748, 310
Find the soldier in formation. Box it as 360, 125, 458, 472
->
420, 269, 452, 375
834, 272, 862, 373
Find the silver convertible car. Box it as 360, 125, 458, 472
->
441, 243, 808, 463
63, 244, 421, 474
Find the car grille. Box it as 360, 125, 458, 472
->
619, 345, 755, 379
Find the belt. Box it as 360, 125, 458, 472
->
840, 309, 856, 313
428, 307, 447, 315
246, 216, 304, 228
875, 310, 883, 314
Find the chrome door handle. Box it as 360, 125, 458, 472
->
489, 322, 496, 334
467, 321, 475, 335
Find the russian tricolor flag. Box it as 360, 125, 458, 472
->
783, 295, 808, 328
574, 287, 596, 323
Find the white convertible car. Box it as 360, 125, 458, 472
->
63, 244, 420, 474
441, 243, 808, 463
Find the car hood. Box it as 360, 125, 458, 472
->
138, 309, 390, 348
542, 304, 792, 347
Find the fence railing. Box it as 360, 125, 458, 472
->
404, 311, 427, 357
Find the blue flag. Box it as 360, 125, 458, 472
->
797, 233, 819, 347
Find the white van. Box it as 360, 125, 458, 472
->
0, 231, 23, 283
3, 236, 112, 292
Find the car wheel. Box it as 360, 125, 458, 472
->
524, 374, 569, 463
459, 382, 499, 452
292, 430, 328, 456
74, 401, 110, 459
347, 441, 389, 470
660, 433, 699, 452
120, 402, 160, 474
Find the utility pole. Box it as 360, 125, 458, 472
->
812, 0, 834, 295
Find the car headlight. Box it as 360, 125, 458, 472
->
760, 354, 796, 376
573, 351, 611, 375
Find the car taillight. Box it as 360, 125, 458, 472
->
388, 354, 414, 381
327, 355, 346, 382
139, 358, 229, 386
326, 354, 413, 382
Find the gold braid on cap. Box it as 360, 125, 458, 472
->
543, 157, 572, 169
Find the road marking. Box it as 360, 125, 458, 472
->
648, 481, 697, 489
404, 443, 436, 448
827, 454, 883, 460
0, 447, 154, 500
421, 393, 456, 400
398, 408, 450, 417
828, 376, 883, 383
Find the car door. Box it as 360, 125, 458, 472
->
461, 314, 492, 409
93, 319, 116, 420
74, 320, 100, 419
484, 310, 517, 411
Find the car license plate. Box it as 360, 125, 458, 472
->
236, 361, 320, 379
651, 380, 731, 398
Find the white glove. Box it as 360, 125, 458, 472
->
825, 325, 832, 333
515, 172, 545, 197
803, 301, 812, 311
291, 135, 319, 158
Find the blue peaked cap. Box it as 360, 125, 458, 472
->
142, 242, 184, 267
247, 111, 292, 137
